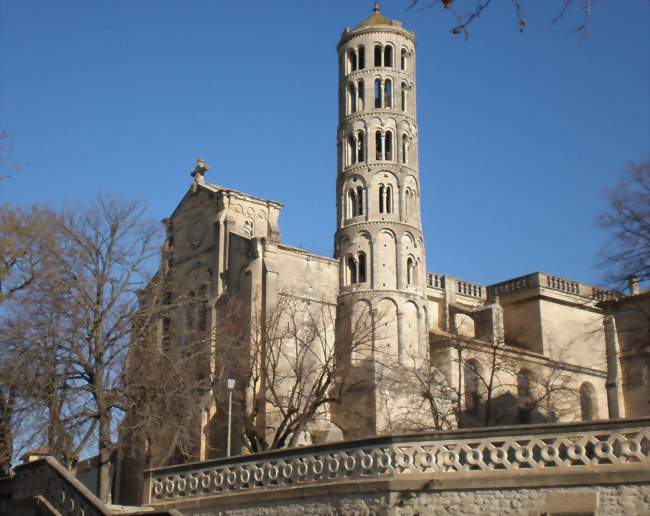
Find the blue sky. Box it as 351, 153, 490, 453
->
1, 0, 648, 287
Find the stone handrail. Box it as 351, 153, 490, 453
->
9, 456, 111, 516
145, 418, 650, 505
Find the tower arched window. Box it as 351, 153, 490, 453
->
401, 82, 407, 112
374, 44, 382, 67
357, 130, 365, 163
406, 257, 415, 286
384, 45, 393, 67
401, 134, 409, 164
384, 79, 392, 108
375, 130, 383, 160
401, 48, 407, 70
357, 80, 365, 110
379, 184, 393, 214
374, 79, 382, 108
348, 83, 357, 114
349, 49, 357, 72
347, 188, 357, 218
346, 255, 357, 285
356, 186, 364, 216
347, 135, 356, 166
358, 45, 365, 69
358, 252, 367, 283
386, 185, 393, 213
385, 131, 393, 161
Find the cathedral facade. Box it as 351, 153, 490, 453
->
119, 4, 648, 504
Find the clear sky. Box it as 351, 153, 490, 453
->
1, 0, 648, 287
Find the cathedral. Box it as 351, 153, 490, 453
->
118, 2, 648, 505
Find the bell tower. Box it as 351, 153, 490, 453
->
333, 3, 429, 437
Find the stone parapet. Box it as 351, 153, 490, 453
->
144, 418, 649, 509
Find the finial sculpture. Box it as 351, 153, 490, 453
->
191, 157, 209, 180
374, 1, 380, 13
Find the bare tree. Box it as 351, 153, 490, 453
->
407, 0, 594, 39
599, 159, 650, 289
218, 294, 375, 453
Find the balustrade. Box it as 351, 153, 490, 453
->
147, 419, 649, 504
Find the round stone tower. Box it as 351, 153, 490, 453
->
333, 3, 429, 437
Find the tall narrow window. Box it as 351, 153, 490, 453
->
347, 135, 356, 166
407, 257, 415, 286
405, 188, 411, 217
357, 80, 365, 110
374, 44, 382, 67
374, 79, 382, 108
358, 252, 367, 282
346, 256, 357, 285
349, 49, 357, 72
384, 79, 392, 108
401, 82, 407, 111
580, 382, 599, 421
401, 134, 408, 164
347, 188, 357, 218
198, 285, 208, 332
517, 369, 532, 424
348, 83, 356, 114
464, 360, 482, 414
379, 185, 385, 213
385, 131, 393, 161
375, 131, 383, 161
358, 46, 365, 69
386, 185, 393, 213
357, 131, 365, 163
356, 186, 364, 215
384, 46, 393, 67
401, 48, 407, 70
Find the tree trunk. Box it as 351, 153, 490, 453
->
97, 411, 112, 503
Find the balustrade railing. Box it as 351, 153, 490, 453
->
426, 273, 445, 290
456, 280, 483, 299
146, 419, 650, 505
545, 274, 580, 295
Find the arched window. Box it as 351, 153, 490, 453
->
375, 131, 383, 160
347, 135, 356, 166
401, 82, 407, 111
374, 79, 382, 108
348, 83, 356, 114
358, 252, 367, 283
580, 382, 599, 421
349, 49, 357, 72
401, 48, 407, 70
357, 130, 365, 163
356, 186, 364, 216
379, 185, 385, 213
384, 45, 393, 67
401, 134, 408, 164
384, 79, 392, 108
346, 255, 357, 285
347, 188, 357, 218
464, 359, 482, 413
358, 45, 366, 69
357, 80, 365, 110
386, 185, 393, 213
374, 44, 382, 67
385, 131, 393, 161
406, 257, 415, 286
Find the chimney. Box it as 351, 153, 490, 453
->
628, 274, 640, 295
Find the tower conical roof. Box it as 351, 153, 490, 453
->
355, 2, 395, 29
